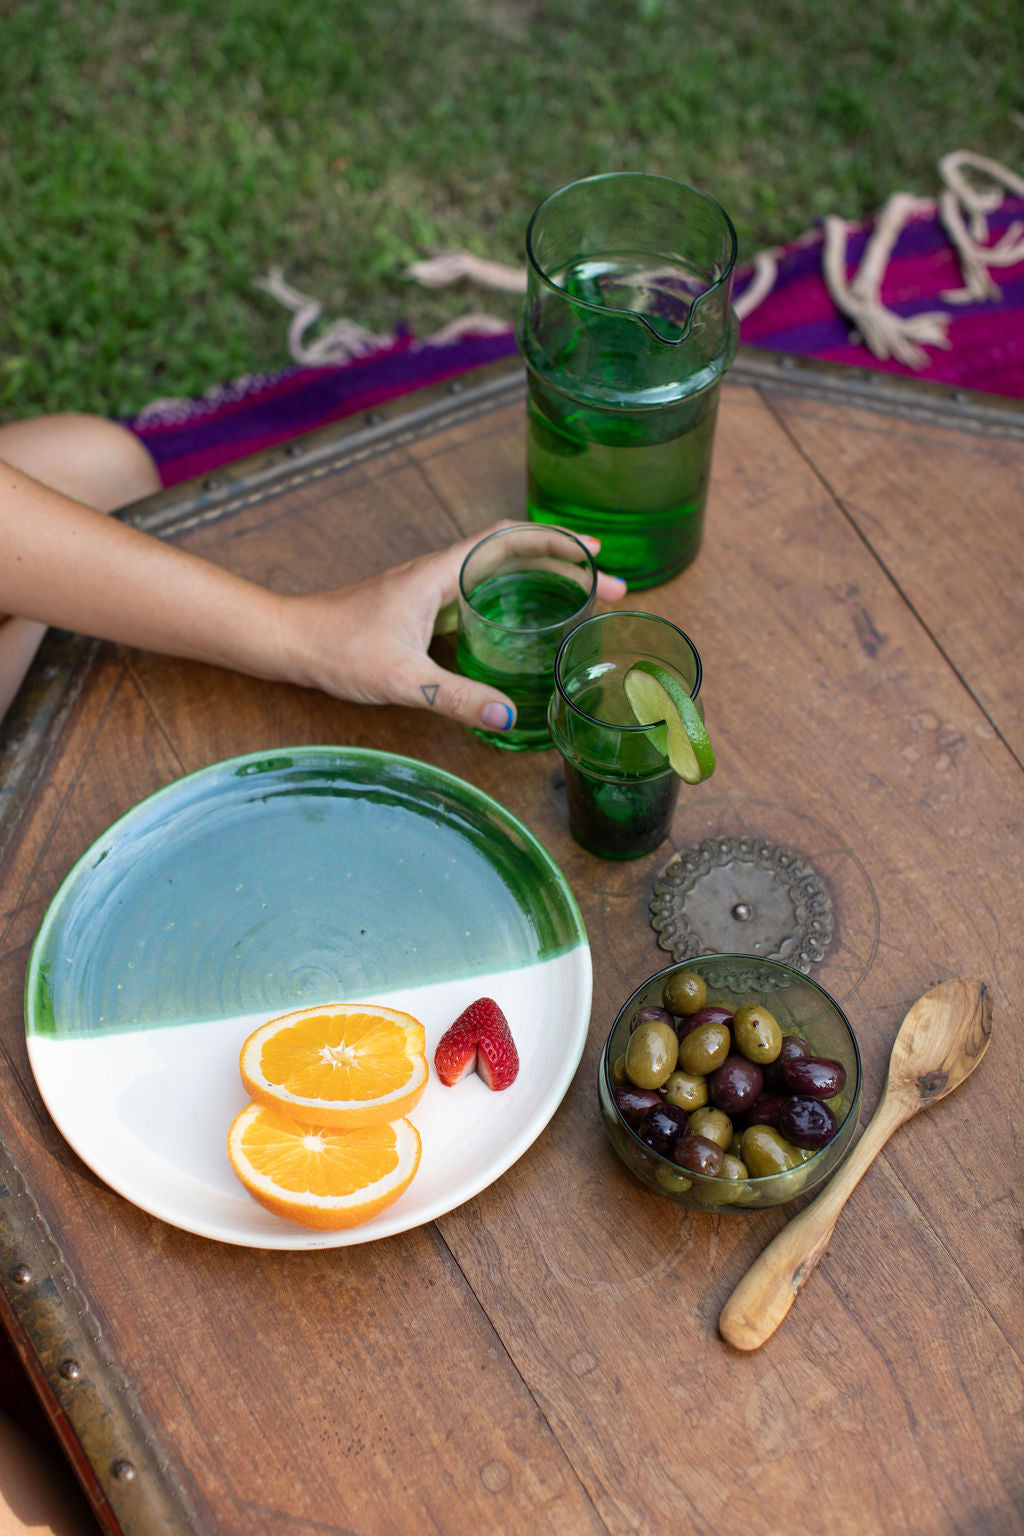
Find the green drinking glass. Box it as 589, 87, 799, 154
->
548, 610, 704, 858
455, 523, 598, 751
517, 172, 738, 590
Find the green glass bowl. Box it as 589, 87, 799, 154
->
598, 955, 862, 1212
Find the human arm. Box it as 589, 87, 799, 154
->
1, 460, 626, 730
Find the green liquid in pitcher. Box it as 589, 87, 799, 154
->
457, 568, 589, 750
523, 257, 728, 590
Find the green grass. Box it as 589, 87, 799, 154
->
1, 0, 1021, 418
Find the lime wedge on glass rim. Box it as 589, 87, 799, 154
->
623, 660, 715, 785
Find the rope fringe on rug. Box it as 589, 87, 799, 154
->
387, 147, 1024, 376
144, 144, 1023, 404
127, 141, 1024, 484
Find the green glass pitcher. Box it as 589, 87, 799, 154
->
517, 172, 738, 590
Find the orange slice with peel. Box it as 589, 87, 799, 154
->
239, 1002, 428, 1129
227, 1103, 421, 1229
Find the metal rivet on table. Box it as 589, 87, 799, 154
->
202, 476, 220, 491
111, 1460, 136, 1483
365, 411, 383, 425
447, 379, 464, 394
731, 902, 753, 922
10, 1263, 32, 1285
285, 441, 304, 457
58, 1359, 82, 1381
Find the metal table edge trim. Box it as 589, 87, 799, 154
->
0, 1151, 205, 1533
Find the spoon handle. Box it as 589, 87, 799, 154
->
719, 1090, 912, 1351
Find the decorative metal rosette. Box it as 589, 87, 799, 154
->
650, 835, 835, 976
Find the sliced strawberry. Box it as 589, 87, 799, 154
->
433, 1012, 479, 1086
434, 997, 519, 1091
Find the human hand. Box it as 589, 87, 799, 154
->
276, 521, 628, 732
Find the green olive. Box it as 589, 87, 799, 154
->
688, 1151, 749, 1206
740, 1124, 804, 1177
732, 1003, 783, 1064
662, 1069, 709, 1112
610, 1053, 628, 1087
654, 1164, 693, 1195
677, 1020, 731, 1076
687, 1106, 733, 1150
727, 1132, 745, 1160
662, 969, 707, 1016
624, 1019, 679, 1089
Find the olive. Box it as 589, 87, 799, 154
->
612, 1085, 664, 1128
629, 1003, 676, 1033
654, 1164, 693, 1194
699, 1152, 750, 1205
778, 1095, 839, 1149
679, 1003, 735, 1039
732, 1004, 783, 1064
662, 1069, 709, 1112
740, 1094, 787, 1129
740, 1124, 804, 1177
624, 1019, 679, 1088
710, 1055, 764, 1114
781, 1055, 846, 1099
677, 1020, 731, 1075
610, 1053, 628, 1087
637, 1102, 690, 1156
672, 1134, 725, 1176
761, 1033, 810, 1091
687, 1106, 734, 1150
661, 969, 707, 1016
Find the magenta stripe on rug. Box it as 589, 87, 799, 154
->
129, 329, 520, 487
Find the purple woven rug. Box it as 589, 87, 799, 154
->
127, 187, 1024, 489
127, 174, 1024, 490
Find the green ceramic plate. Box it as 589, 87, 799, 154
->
26, 747, 591, 1248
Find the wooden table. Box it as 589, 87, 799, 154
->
1, 353, 1022, 1535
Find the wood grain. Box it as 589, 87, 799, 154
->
1, 358, 1022, 1535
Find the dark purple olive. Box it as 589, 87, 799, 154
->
636, 1102, 690, 1156
629, 1003, 675, 1033
679, 1004, 735, 1039
671, 1133, 725, 1176
709, 1055, 764, 1114
613, 1086, 664, 1128
740, 1095, 788, 1130
781, 1055, 846, 1099
777, 1095, 839, 1150
762, 1034, 811, 1092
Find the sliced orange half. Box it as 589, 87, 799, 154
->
227, 1103, 422, 1230
239, 1003, 428, 1128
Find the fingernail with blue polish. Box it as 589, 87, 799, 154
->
481, 702, 515, 732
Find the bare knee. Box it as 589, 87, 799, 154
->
0, 412, 160, 512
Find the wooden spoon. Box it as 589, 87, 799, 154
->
719, 976, 992, 1352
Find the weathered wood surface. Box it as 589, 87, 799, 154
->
1, 355, 1021, 1535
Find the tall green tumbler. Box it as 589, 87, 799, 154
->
517, 173, 738, 590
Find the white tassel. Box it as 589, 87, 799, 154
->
253, 268, 389, 365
